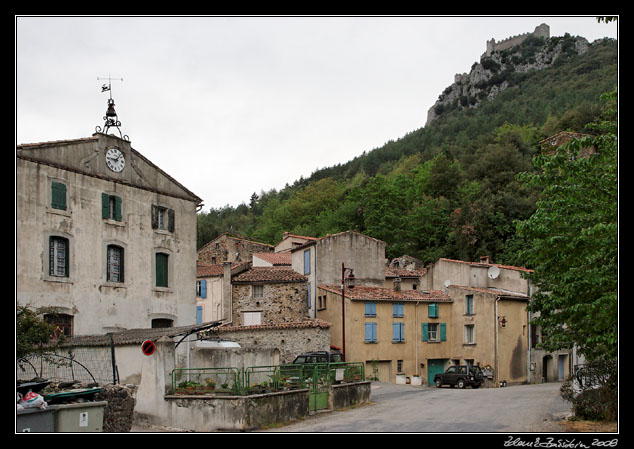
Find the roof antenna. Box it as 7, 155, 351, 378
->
96, 74, 129, 141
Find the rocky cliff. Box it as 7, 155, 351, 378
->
425, 29, 590, 126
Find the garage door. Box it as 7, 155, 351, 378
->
427, 359, 447, 385
366, 360, 392, 382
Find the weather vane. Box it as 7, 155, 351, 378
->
96, 75, 129, 141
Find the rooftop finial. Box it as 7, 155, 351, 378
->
96, 75, 129, 141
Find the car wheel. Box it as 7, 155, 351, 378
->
435, 379, 442, 388
457, 379, 466, 389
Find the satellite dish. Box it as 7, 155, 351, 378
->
444, 280, 451, 288
488, 266, 500, 280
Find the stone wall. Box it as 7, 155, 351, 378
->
219, 321, 331, 364
232, 282, 309, 325
198, 234, 273, 265
95, 384, 136, 432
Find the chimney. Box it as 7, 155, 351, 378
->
393, 277, 401, 292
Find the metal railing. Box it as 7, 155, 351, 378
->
169, 362, 365, 396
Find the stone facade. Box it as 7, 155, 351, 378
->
16, 133, 202, 335
197, 233, 273, 265
291, 230, 387, 319
484, 23, 550, 57
231, 267, 309, 325
218, 320, 332, 364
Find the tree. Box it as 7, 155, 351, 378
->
515, 90, 617, 362
16, 306, 65, 360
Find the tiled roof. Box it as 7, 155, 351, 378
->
253, 252, 292, 266
436, 258, 533, 274
218, 319, 331, 332
385, 267, 427, 278
280, 233, 320, 241
318, 285, 452, 302
197, 263, 224, 277
449, 285, 529, 299
290, 230, 386, 252
61, 321, 222, 347
232, 266, 307, 283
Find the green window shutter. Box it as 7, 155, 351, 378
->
440, 323, 447, 342
428, 303, 439, 318
51, 182, 67, 210
422, 323, 429, 342
168, 208, 175, 232
156, 253, 168, 287
114, 196, 122, 221
101, 193, 110, 218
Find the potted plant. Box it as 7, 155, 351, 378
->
204, 378, 216, 391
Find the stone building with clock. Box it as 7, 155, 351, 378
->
16, 131, 203, 336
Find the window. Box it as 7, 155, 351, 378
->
196, 306, 203, 324
155, 252, 169, 287
465, 324, 475, 344
196, 280, 206, 298
392, 322, 405, 342
102, 193, 122, 221
243, 311, 262, 326
107, 245, 124, 282
152, 318, 173, 328
465, 295, 474, 315
393, 302, 404, 318
364, 302, 376, 317
365, 322, 377, 343
307, 283, 311, 308
49, 236, 69, 277
428, 303, 439, 318
151, 205, 174, 232
51, 181, 67, 210
44, 313, 73, 337
422, 323, 447, 342
318, 295, 327, 310
303, 249, 311, 275
253, 284, 264, 299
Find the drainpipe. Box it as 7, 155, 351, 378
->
495, 296, 501, 387
527, 309, 532, 384
415, 301, 420, 376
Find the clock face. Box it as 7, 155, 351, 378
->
105, 147, 125, 172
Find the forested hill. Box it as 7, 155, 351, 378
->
197, 34, 617, 267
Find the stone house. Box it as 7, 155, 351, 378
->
316, 284, 452, 383
384, 266, 427, 291
195, 262, 329, 363
539, 131, 596, 158
291, 230, 387, 319
230, 266, 309, 326
16, 132, 202, 335
197, 232, 273, 265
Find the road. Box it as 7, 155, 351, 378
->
258, 381, 572, 433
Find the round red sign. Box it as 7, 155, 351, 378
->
141, 340, 156, 356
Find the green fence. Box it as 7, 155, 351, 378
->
170, 362, 365, 397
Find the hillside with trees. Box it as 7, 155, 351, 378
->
197, 34, 617, 267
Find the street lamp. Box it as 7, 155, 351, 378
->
341, 263, 355, 362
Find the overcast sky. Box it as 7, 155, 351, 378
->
15, 16, 618, 210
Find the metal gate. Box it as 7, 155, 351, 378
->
306, 364, 330, 412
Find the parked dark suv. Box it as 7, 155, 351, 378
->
292, 350, 343, 364
433, 365, 484, 389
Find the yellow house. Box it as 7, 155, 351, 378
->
317, 284, 452, 384
447, 285, 532, 386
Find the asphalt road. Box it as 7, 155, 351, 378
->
259, 381, 572, 433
